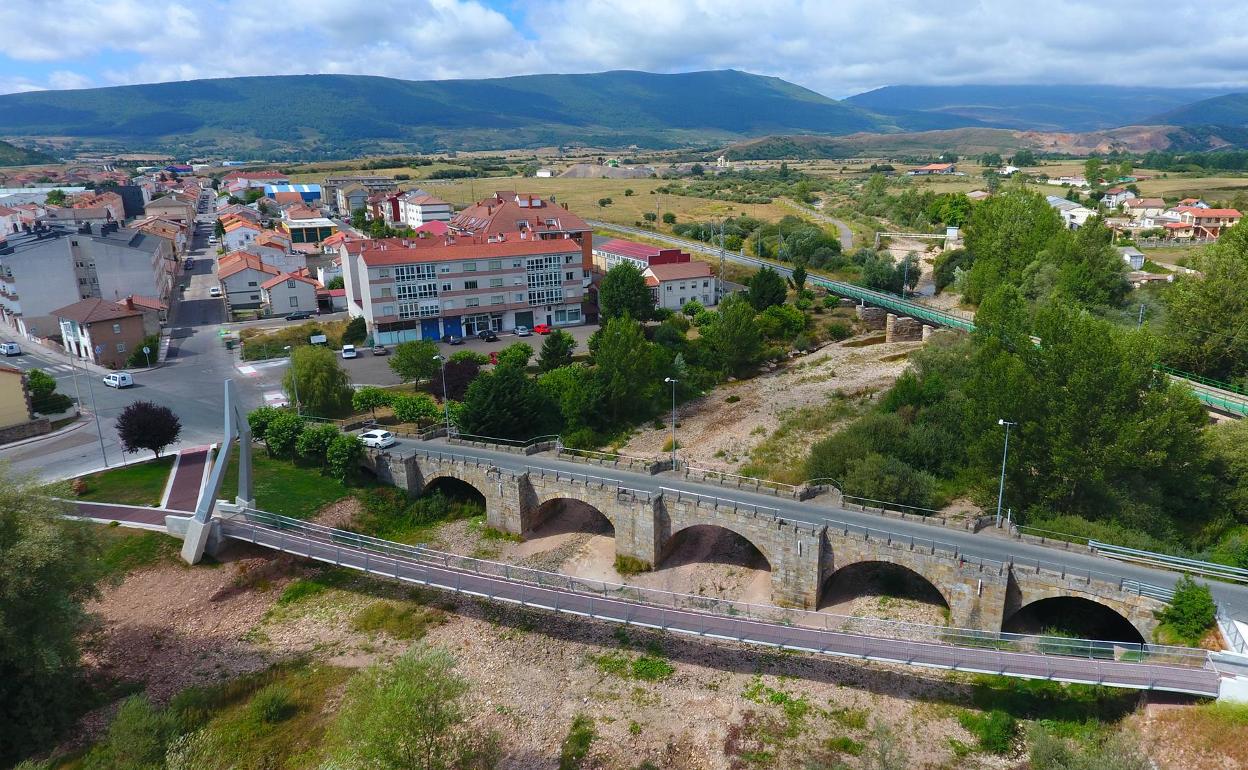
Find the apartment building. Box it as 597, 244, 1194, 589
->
0, 223, 174, 338
450, 191, 593, 274
592, 237, 692, 273
399, 192, 453, 227
342, 234, 586, 345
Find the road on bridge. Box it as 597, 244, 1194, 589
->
398, 438, 1248, 619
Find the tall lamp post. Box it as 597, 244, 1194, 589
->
283, 346, 300, 414
663, 376, 678, 469
434, 354, 451, 436
995, 419, 1016, 527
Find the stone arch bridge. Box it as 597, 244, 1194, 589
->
365, 449, 1166, 639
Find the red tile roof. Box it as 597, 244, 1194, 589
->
261, 272, 318, 290
219, 254, 279, 279
645, 261, 714, 282
450, 191, 589, 237
52, 297, 142, 324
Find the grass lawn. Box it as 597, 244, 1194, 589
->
217, 445, 363, 519
72, 456, 176, 506
91, 524, 184, 579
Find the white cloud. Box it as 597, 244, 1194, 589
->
2, 0, 1248, 96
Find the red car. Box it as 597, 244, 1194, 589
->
533, 323, 552, 335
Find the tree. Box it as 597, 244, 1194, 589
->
662, 212, 676, 225
790, 263, 807, 292
642, 212, 657, 222
1083, 156, 1103, 186
263, 412, 305, 457
597, 197, 612, 207
246, 406, 282, 441
689, 163, 705, 176
538, 330, 577, 372
44, 189, 65, 205
1162, 221, 1248, 380
0, 469, 101, 765
538, 365, 602, 435
980, 152, 1002, 167
213, 219, 225, 239
296, 423, 340, 466
27, 369, 71, 413
681, 299, 704, 317
115, 401, 182, 458
389, 339, 440, 383
624, 188, 634, 196
284, 345, 352, 417
350, 207, 368, 230
326, 433, 363, 481
352, 386, 393, 417
961, 187, 1063, 305
593, 316, 659, 424
327, 647, 471, 770
437, 360, 480, 401
1159, 576, 1216, 645
705, 294, 762, 376
598, 262, 653, 322
391, 393, 440, 425
458, 363, 559, 440
342, 316, 367, 346
747, 266, 787, 311
326, 275, 345, 290
1010, 149, 1037, 167
244, 188, 264, 204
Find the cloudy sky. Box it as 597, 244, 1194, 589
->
2, 0, 1247, 98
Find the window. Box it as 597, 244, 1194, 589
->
439, 265, 451, 273
462, 262, 477, 272
441, 282, 452, 291
512, 260, 523, 268
488, 259, 502, 270
465, 298, 480, 308
464, 280, 478, 290
703, 280, 709, 288
514, 292, 525, 302
678, 297, 685, 305
382, 305, 394, 316
380, 287, 393, 298
117, 342, 126, 353
287, 279, 295, 288
490, 294, 504, 305
250, 294, 260, 301
489, 277, 503, 288
419, 302, 440, 318
379, 269, 390, 277
248, 281, 258, 287
289, 296, 299, 307
565, 272, 574, 280
112, 323, 121, 334
666, 285, 672, 291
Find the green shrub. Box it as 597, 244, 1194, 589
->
391, 393, 440, 425
825, 320, 853, 341
246, 406, 283, 441
958, 709, 1016, 754
341, 316, 367, 346
248, 684, 296, 724
1159, 575, 1216, 645
614, 555, 651, 575
263, 412, 305, 457
450, 350, 490, 365
559, 715, 596, 770
126, 335, 161, 368
350, 601, 445, 640
326, 433, 363, 481
824, 736, 864, 756
295, 423, 340, 466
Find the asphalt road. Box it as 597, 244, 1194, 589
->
397, 438, 1248, 618
0, 215, 267, 480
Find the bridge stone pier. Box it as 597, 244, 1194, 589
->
363, 449, 1168, 634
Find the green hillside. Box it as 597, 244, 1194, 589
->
0, 70, 892, 157
1148, 92, 1248, 127
847, 85, 1231, 132
0, 140, 55, 166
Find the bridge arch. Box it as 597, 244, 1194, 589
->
818, 560, 951, 619
660, 523, 774, 572
525, 496, 616, 538
1002, 596, 1147, 645
421, 474, 489, 508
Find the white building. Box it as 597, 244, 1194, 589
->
398, 192, 453, 227
261, 273, 319, 315
643, 261, 717, 312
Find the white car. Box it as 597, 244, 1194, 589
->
103, 372, 134, 388
341, 344, 358, 359
209, 286, 222, 298
359, 429, 396, 449
514, 325, 531, 337
0, 342, 21, 356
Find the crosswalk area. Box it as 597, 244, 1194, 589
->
236, 359, 287, 377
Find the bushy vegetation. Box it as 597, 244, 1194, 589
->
1158, 576, 1216, 644
27, 369, 72, 414
855, 173, 974, 229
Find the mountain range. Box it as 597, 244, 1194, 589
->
0, 70, 1246, 158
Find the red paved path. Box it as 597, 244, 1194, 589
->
73, 500, 182, 528
165, 446, 209, 512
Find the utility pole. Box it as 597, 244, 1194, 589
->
1137, 303, 1145, 328
901, 256, 910, 299
435, 354, 451, 436
995, 419, 1016, 528
283, 346, 300, 414
87, 345, 108, 467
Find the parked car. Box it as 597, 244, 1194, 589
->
285, 310, 313, 321
0, 342, 20, 356
103, 372, 134, 388
371, 345, 388, 356
209, 286, 222, 298
208, 236, 218, 244
533, 323, 552, 335
341, 344, 358, 359
514, 326, 531, 337
359, 429, 397, 449
441, 334, 464, 345
477, 329, 499, 342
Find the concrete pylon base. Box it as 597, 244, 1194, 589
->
180, 517, 220, 565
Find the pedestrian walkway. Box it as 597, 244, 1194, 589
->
163, 445, 211, 512
73, 500, 182, 529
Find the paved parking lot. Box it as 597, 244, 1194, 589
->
242, 322, 601, 390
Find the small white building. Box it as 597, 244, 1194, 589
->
1102, 187, 1134, 209
535, 168, 555, 178
261, 272, 319, 315
217, 253, 279, 310
1117, 246, 1145, 271
221, 219, 262, 252
643, 261, 717, 312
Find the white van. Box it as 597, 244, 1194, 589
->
0, 342, 21, 356
103, 372, 134, 388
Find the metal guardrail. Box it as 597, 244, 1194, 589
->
1158, 365, 1248, 396
1219, 608, 1247, 654
1091, 540, 1248, 584
218, 507, 1211, 672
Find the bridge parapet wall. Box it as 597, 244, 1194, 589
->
525, 472, 660, 566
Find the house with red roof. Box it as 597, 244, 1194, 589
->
907, 162, 956, 176
643, 261, 717, 311
260, 272, 319, 316
1177, 207, 1242, 238
217, 252, 280, 309
592, 237, 691, 273
450, 191, 593, 273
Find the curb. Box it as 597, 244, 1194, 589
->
0, 412, 89, 451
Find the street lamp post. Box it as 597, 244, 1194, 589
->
663, 376, 678, 469
284, 346, 299, 414
87, 344, 108, 467
435, 354, 451, 436
995, 419, 1016, 527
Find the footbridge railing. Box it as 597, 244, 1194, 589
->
215, 507, 1216, 693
